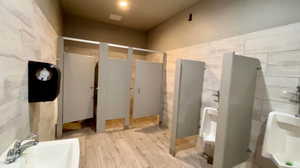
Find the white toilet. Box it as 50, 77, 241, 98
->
199, 107, 218, 143
262, 112, 300, 168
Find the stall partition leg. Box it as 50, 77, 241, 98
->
159, 53, 167, 126
96, 43, 108, 133
56, 37, 64, 138
124, 48, 134, 129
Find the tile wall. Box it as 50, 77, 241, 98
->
148, 22, 300, 168
0, 0, 58, 153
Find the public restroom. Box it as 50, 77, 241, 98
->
1, 0, 300, 168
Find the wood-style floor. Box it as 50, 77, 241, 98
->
61, 117, 212, 168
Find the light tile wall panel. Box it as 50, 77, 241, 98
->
0, 0, 59, 153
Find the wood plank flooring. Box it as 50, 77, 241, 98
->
61, 117, 212, 168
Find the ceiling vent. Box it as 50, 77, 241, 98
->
109, 14, 122, 21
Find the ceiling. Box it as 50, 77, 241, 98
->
61, 0, 200, 31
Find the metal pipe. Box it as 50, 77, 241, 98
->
63, 37, 100, 45
107, 43, 129, 49
132, 47, 163, 54
63, 36, 165, 54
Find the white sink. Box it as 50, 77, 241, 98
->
262, 112, 300, 168
0, 138, 80, 168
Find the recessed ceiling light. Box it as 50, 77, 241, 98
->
109, 14, 123, 21
119, 1, 128, 8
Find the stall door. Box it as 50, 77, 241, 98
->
63, 53, 97, 123
101, 59, 131, 120
213, 53, 259, 168
133, 60, 163, 118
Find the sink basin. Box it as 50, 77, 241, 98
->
262, 112, 300, 168
0, 138, 80, 168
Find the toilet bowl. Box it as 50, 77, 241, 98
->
199, 107, 218, 143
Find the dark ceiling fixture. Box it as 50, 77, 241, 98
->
188, 13, 193, 21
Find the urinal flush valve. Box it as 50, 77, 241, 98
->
213, 90, 220, 103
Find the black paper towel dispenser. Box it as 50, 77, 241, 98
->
28, 61, 61, 102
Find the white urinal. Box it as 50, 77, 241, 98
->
199, 107, 218, 143
262, 112, 300, 168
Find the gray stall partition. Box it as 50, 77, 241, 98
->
133, 60, 163, 119
170, 59, 205, 156
96, 44, 132, 132
213, 53, 259, 168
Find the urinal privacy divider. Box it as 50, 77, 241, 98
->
169, 59, 205, 156
213, 53, 260, 168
